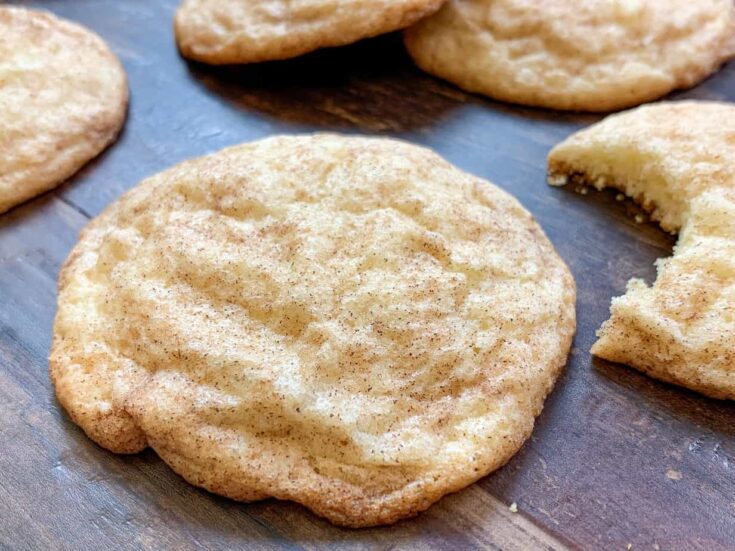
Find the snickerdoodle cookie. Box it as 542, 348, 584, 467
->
405, 0, 735, 112
175, 0, 445, 64
51, 134, 575, 526
0, 7, 127, 214
549, 101, 735, 399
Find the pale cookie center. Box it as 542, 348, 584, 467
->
89, 181, 555, 466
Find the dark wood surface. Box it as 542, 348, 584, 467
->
2, 1, 735, 549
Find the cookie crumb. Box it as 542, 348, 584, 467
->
509, 502, 518, 513
666, 468, 682, 481
548, 174, 568, 187
634, 214, 646, 224
616, 193, 625, 202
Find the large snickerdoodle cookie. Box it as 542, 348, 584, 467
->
51, 134, 575, 526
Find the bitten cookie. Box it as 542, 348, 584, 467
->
405, 0, 735, 112
549, 101, 735, 399
51, 134, 576, 526
175, 0, 446, 64
0, 7, 128, 214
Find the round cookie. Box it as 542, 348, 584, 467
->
175, 0, 446, 65
405, 0, 735, 112
548, 101, 735, 399
0, 7, 128, 214
50, 134, 576, 526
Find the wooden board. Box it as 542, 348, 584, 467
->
2, 1, 735, 549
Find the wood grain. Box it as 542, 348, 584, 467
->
1, 1, 735, 549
